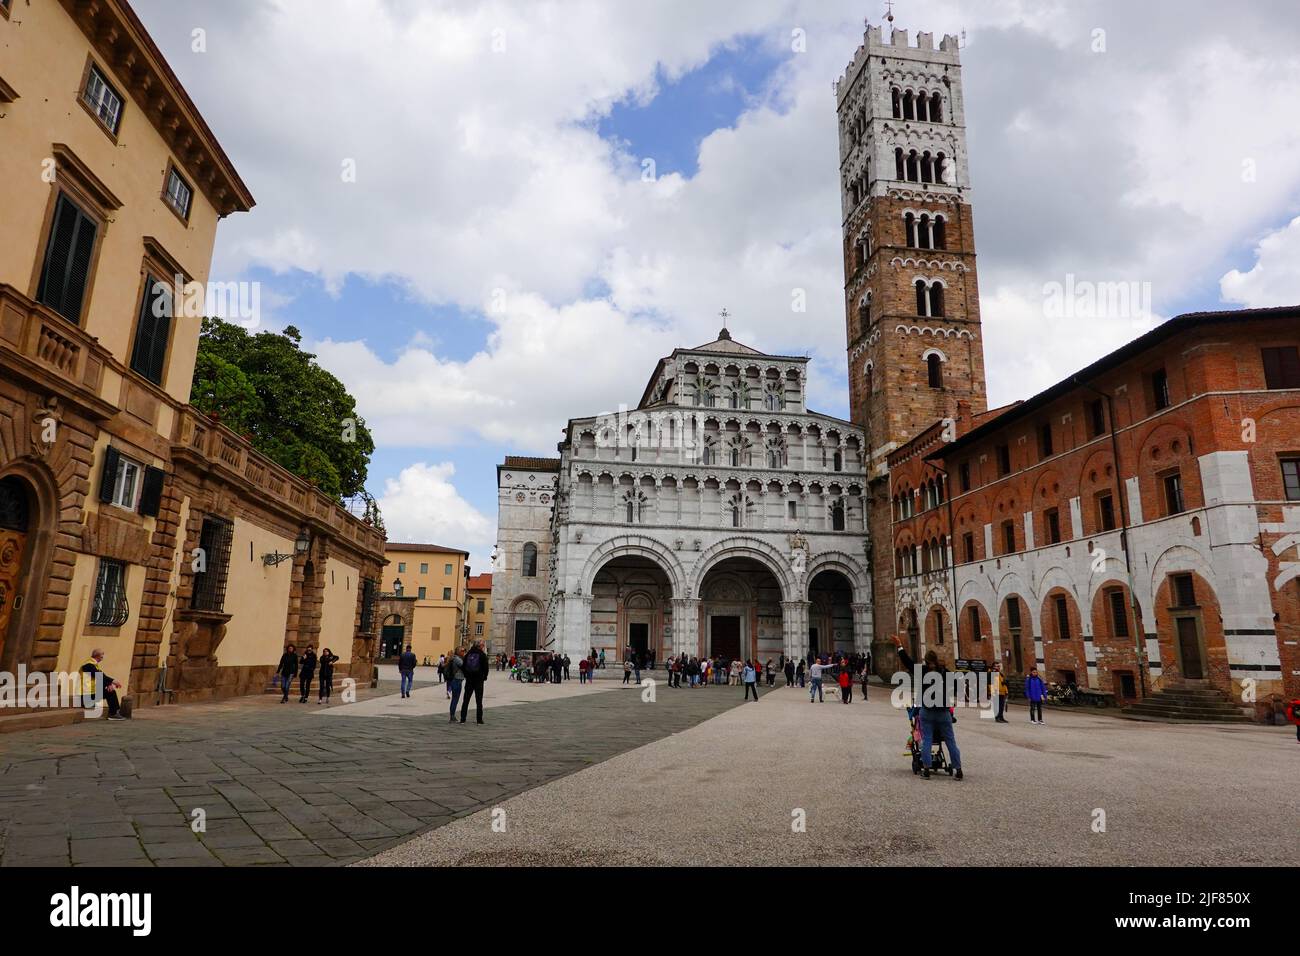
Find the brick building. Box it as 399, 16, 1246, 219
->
887, 308, 1300, 718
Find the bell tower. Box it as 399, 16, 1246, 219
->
836, 23, 988, 650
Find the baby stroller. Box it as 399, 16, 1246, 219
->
904, 706, 954, 776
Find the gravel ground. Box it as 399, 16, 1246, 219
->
359, 684, 1300, 867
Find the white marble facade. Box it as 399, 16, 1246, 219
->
493, 329, 873, 665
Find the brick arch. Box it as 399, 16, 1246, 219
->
1151, 569, 1227, 691
923, 603, 950, 658
1088, 579, 1144, 696
1040, 586, 1087, 684
996, 592, 1033, 675
1136, 420, 1202, 515
958, 599, 994, 661
804, 550, 870, 604
1075, 448, 1117, 536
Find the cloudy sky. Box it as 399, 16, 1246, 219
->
134, 0, 1300, 572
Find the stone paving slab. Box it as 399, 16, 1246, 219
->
0, 679, 740, 867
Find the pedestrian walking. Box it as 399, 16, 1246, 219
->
317, 648, 339, 703
277, 644, 298, 703
599, 649, 606, 670
447, 647, 465, 722
1025, 666, 1047, 724
838, 661, 852, 703
796, 659, 806, 688
460, 641, 489, 724
993, 663, 1009, 722
563, 654, 571, 680
743, 660, 760, 701
398, 644, 417, 698
893, 635, 963, 780
298, 646, 317, 703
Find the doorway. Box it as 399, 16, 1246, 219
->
710, 616, 740, 660
629, 622, 649, 661
380, 624, 405, 658
514, 618, 538, 651
807, 626, 819, 658
1175, 616, 1203, 679
1010, 630, 1023, 673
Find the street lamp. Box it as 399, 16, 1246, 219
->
263, 529, 311, 567
393, 577, 404, 598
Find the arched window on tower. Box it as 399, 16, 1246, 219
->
832, 501, 846, 531
935, 153, 947, 184
918, 214, 932, 250
930, 92, 943, 122
920, 151, 933, 184
895, 147, 905, 180
891, 87, 902, 118
833, 450, 843, 472
927, 353, 944, 389
929, 282, 945, 318
522, 542, 538, 577
934, 215, 947, 250
904, 212, 916, 248
903, 90, 914, 120
906, 150, 919, 182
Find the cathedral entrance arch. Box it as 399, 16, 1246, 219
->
698, 557, 783, 663
590, 555, 673, 665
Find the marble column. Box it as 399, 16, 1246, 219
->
851, 602, 874, 656
781, 600, 811, 660
669, 599, 701, 658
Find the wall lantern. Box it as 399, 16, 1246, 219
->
263, 529, 311, 567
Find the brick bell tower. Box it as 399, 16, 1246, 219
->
836, 22, 988, 662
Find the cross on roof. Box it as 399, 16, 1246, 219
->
718, 307, 730, 328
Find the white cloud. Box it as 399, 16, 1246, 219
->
1220, 216, 1300, 308
377, 462, 495, 570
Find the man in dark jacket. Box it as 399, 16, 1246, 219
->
460, 641, 490, 724
398, 644, 418, 698
80, 649, 124, 719
298, 646, 317, 703
278, 644, 299, 703
893, 635, 963, 780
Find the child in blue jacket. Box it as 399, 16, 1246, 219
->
1025, 667, 1047, 724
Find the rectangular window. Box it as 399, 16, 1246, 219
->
1171, 573, 1196, 608
397, 562, 406, 573
1162, 470, 1185, 515
959, 462, 971, 492
129, 274, 172, 385
109, 454, 141, 511
163, 167, 193, 220
475, 622, 484, 636
190, 517, 234, 612
1045, 508, 1061, 544
1282, 458, 1300, 501
90, 559, 129, 627
1107, 588, 1130, 638
1054, 595, 1071, 639
996, 444, 1011, 476
1262, 346, 1300, 389
962, 532, 975, 563
417, 586, 427, 599
36, 192, 98, 324
1097, 492, 1116, 532
420, 562, 429, 574
360, 578, 376, 631
1002, 520, 1016, 555
82, 63, 123, 134
968, 606, 982, 642
1038, 422, 1053, 459
442, 587, 452, 601
1151, 368, 1170, 411
445, 563, 452, 575
1006, 597, 1022, 630
788, 500, 797, 520
1088, 399, 1106, 438
476, 599, 485, 613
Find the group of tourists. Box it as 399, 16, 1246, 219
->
276, 644, 340, 704
437, 641, 491, 724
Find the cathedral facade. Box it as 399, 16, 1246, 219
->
491, 330, 873, 665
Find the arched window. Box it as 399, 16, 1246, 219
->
702, 390, 715, 408
767, 447, 782, 469
832, 501, 846, 531
891, 87, 901, 118
916, 90, 929, 121
903, 90, 914, 120
906, 150, 919, 182
905, 212, 916, 247
934, 215, 947, 250
934, 153, 947, 184
522, 542, 538, 577
920, 151, 933, 184
701, 444, 714, 466
833, 450, 843, 472
927, 353, 944, 389
895, 147, 905, 180
865, 362, 874, 395
729, 447, 740, 467
929, 282, 944, 318
918, 214, 931, 250
626, 500, 635, 523
915, 279, 928, 316
729, 390, 740, 409
930, 92, 942, 122
732, 503, 742, 528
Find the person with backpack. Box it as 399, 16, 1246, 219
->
277, 644, 298, 703
298, 646, 317, 703
460, 641, 490, 724
1024, 666, 1047, 724
398, 644, 418, 698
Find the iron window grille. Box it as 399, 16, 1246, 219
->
360, 578, 377, 632
190, 516, 234, 612
91, 559, 129, 627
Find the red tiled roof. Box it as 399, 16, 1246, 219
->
467, 573, 493, 591
501, 456, 561, 471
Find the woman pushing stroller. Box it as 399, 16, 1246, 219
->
891, 634, 964, 780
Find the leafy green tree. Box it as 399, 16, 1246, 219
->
190, 318, 374, 498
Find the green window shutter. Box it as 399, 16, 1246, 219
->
98, 446, 120, 504
138, 466, 165, 517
